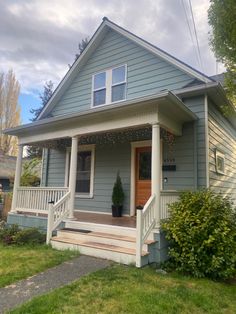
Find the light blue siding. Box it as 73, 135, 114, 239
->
7, 213, 48, 231
182, 96, 206, 188
163, 122, 195, 190
208, 101, 236, 203
75, 142, 131, 214
47, 149, 66, 187
42, 122, 196, 214
51, 29, 195, 117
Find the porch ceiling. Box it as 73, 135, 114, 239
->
4, 91, 197, 145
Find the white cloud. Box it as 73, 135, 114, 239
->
0, 0, 224, 95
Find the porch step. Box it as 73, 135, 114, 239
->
57, 228, 155, 250
63, 220, 137, 237
51, 236, 149, 265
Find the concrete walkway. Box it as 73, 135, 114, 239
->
0, 256, 110, 313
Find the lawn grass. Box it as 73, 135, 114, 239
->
0, 244, 79, 288
10, 265, 236, 314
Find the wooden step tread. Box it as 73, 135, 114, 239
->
52, 236, 149, 256
60, 228, 155, 245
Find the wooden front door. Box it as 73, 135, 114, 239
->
135, 147, 151, 208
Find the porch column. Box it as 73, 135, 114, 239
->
11, 144, 23, 212
151, 123, 161, 228
68, 136, 78, 218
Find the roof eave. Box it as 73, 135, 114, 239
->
4, 91, 197, 137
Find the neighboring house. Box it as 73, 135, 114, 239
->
4, 18, 236, 267
0, 152, 16, 191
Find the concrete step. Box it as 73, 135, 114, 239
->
57, 228, 155, 250
51, 236, 149, 265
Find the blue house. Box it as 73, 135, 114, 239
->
5, 18, 236, 266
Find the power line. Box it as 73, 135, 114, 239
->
181, 0, 201, 69
188, 0, 204, 73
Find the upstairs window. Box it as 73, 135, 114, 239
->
93, 72, 106, 106
112, 65, 126, 102
92, 65, 127, 107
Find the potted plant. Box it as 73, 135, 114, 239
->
112, 172, 125, 217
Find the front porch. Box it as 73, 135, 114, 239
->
7, 92, 197, 266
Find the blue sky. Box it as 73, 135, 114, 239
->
19, 93, 41, 124
0, 0, 224, 124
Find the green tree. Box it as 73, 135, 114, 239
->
27, 81, 54, 158
0, 69, 21, 156
20, 158, 41, 187
30, 80, 54, 121
75, 37, 89, 61
208, 0, 236, 105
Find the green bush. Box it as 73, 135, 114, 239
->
162, 190, 236, 280
0, 224, 45, 245
14, 228, 46, 245
0, 224, 20, 245
112, 172, 125, 206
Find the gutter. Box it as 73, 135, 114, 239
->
5, 91, 196, 135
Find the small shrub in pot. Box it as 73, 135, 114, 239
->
112, 172, 125, 217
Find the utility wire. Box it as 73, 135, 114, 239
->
188, 0, 205, 73
181, 0, 201, 69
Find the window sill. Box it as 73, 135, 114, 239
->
75, 194, 94, 199
91, 98, 126, 109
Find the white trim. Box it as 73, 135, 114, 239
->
215, 149, 225, 175
64, 147, 70, 187
40, 148, 45, 187
204, 94, 210, 188
91, 64, 127, 108
130, 140, 151, 216
130, 139, 163, 216
65, 144, 95, 198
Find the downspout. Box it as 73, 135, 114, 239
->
193, 120, 198, 190
204, 94, 210, 188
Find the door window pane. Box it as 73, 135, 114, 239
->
139, 151, 151, 180
112, 84, 125, 102
76, 151, 91, 193
94, 89, 106, 106
94, 72, 106, 89
112, 65, 126, 84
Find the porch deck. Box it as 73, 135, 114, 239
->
73, 211, 136, 228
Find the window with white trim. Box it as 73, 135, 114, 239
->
215, 150, 225, 175
92, 65, 127, 107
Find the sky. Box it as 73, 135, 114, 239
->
0, 0, 224, 124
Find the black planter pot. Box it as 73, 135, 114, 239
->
112, 205, 123, 217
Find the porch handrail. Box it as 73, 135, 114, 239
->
46, 191, 71, 244
160, 191, 180, 220
136, 194, 156, 267
15, 187, 69, 213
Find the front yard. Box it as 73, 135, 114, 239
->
10, 265, 236, 314
0, 244, 79, 287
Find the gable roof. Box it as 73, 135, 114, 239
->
38, 17, 213, 120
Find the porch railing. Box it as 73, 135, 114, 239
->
136, 194, 156, 267
160, 191, 180, 219
15, 187, 69, 214
46, 191, 71, 244
136, 191, 179, 267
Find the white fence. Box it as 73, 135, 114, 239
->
15, 187, 69, 214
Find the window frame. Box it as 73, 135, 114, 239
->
215, 149, 225, 175
91, 64, 127, 108
92, 71, 107, 107
65, 144, 95, 199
